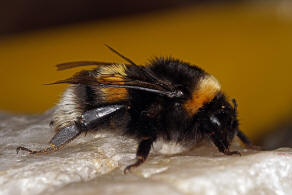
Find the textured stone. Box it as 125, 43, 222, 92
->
1, 110, 292, 195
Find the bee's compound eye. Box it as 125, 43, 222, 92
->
210, 115, 221, 127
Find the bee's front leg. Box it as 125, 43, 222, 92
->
237, 129, 261, 150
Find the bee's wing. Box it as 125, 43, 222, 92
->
53, 45, 180, 98
56, 61, 133, 71
56, 44, 135, 71
48, 69, 180, 98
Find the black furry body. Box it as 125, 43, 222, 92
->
126, 58, 204, 141
72, 58, 203, 141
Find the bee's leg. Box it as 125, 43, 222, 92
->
16, 104, 126, 155
124, 138, 154, 174
223, 150, 241, 156
16, 124, 82, 154
210, 134, 241, 156
237, 129, 251, 145
221, 145, 241, 156
49, 120, 54, 127
79, 104, 126, 136
237, 129, 261, 150
80, 105, 126, 130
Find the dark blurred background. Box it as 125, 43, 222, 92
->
0, 0, 291, 149
0, 0, 238, 35
0, 0, 184, 35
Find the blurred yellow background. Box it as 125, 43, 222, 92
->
0, 3, 291, 139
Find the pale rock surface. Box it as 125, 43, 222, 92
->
0, 110, 292, 195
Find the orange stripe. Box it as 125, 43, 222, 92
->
184, 75, 221, 116
102, 87, 128, 102
98, 64, 129, 102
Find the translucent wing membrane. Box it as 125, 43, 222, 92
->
56, 61, 128, 71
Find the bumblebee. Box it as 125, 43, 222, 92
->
17, 45, 253, 173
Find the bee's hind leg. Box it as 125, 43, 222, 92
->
16, 123, 82, 154
16, 144, 59, 154
16, 104, 126, 155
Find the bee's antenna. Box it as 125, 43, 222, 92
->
232, 98, 237, 112
104, 44, 136, 65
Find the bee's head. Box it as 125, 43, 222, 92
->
199, 95, 239, 153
